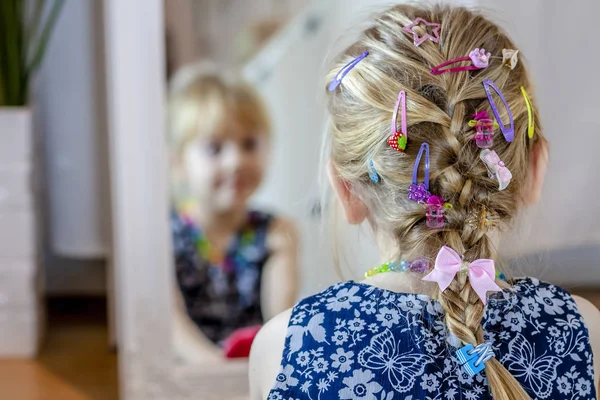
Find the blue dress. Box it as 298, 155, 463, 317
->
171, 210, 273, 345
268, 278, 596, 400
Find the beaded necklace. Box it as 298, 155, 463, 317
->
365, 257, 508, 280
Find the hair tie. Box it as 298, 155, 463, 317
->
431, 48, 491, 75
387, 90, 408, 152
328, 51, 369, 92
408, 143, 430, 203
520, 86, 535, 138
482, 78, 514, 142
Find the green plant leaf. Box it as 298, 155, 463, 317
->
26, 0, 65, 82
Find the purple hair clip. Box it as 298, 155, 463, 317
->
431, 48, 491, 75
328, 51, 369, 92
483, 78, 514, 142
408, 143, 452, 228
408, 143, 431, 203
402, 18, 441, 47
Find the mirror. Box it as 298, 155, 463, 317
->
105, 1, 600, 399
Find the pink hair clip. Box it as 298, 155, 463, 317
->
468, 110, 499, 149
480, 150, 512, 191
387, 90, 408, 152
402, 18, 441, 47
431, 48, 491, 75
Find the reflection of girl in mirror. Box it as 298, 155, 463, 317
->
168, 64, 298, 360
250, 4, 600, 400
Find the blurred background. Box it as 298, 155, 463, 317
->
0, 0, 598, 399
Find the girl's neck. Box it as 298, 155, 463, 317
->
182, 202, 248, 235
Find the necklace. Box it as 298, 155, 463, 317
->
365, 257, 508, 281
365, 257, 430, 278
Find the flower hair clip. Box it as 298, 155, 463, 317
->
388, 90, 408, 152
431, 48, 491, 75
328, 51, 369, 92
480, 149, 512, 191
402, 18, 441, 47
409, 143, 452, 228
468, 110, 499, 149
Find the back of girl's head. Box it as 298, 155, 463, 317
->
325, 4, 546, 399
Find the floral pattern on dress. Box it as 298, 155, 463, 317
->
268, 278, 596, 400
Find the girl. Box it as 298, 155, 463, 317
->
168, 65, 299, 360
250, 4, 600, 399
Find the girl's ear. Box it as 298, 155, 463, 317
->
328, 161, 369, 224
523, 140, 549, 206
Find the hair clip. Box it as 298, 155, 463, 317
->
468, 110, 498, 149
425, 196, 452, 229
520, 86, 535, 139
367, 158, 379, 183
431, 48, 491, 75
388, 90, 408, 152
480, 149, 512, 191
456, 343, 496, 377
466, 205, 500, 232
502, 49, 519, 70
408, 143, 431, 203
328, 51, 369, 92
483, 78, 514, 143
408, 143, 452, 228
402, 18, 441, 47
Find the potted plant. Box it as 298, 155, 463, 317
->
0, 0, 63, 357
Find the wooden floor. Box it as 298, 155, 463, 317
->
0, 297, 119, 400
0, 291, 597, 400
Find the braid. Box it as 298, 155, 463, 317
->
326, 4, 548, 399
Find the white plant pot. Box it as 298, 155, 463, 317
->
0, 107, 41, 358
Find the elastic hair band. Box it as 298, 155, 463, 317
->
482, 78, 514, 142
387, 90, 407, 152
431, 48, 491, 75
520, 86, 535, 138
328, 51, 369, 92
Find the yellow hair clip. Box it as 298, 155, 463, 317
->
520, 86, 535, 139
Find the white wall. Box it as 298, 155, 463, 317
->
247, 0, 600, 295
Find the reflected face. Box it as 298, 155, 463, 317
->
182, 119, 268, 212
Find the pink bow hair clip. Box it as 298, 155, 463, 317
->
422, 246, 502, 304
431, 48, 491, 75
480, 150, 512, 191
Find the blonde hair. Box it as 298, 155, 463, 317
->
325, 5, 546, 399
167, 63, 271, 201
168, 63, 271, 158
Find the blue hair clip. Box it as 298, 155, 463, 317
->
328, 51, 369, 92
456, 343, 495, 377
368, 158, 379, 183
